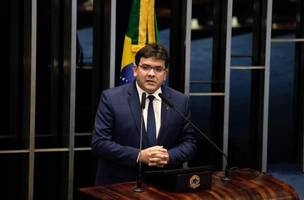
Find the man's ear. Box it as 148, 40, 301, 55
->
133, 63, 138, 77
164, 69, 169, 80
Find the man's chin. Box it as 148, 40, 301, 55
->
144, 85, 157, 93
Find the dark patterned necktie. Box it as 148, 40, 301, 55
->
147, 95, 156, 146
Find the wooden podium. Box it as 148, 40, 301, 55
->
79, 168, 300, 200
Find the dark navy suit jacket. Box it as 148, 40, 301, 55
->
92, 81, 197, 185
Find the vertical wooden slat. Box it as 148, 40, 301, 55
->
62, 0, 77, 199
223, 0, 233, 170
109, 0, 116, 88
184, 0, 192, 95
23, 0, 37, 199
261, 0, 273, 172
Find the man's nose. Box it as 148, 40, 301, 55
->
147, 68, 156, 76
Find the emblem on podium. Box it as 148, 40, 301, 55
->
189, 174, 200, 189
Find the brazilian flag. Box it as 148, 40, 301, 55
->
119, 0, 159, 85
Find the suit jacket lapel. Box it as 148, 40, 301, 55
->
127, 82, 149, 147
128, 82, 141, 135
157, 86, 171, 143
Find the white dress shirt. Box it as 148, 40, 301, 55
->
136, 82, 162, 139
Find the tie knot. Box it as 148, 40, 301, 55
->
148, 95, 155, 102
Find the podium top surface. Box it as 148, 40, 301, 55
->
80, 168, 300, 200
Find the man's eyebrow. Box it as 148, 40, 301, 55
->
140, 64, 164, 68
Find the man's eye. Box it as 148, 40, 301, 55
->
155, 67, 164, 72
142, 65, 150, 70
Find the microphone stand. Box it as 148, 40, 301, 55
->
159, 93, 231, 181
134, 93, 146, 192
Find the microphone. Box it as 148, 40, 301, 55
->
134, 92, 146, 192
141, 92, 146, 109
158, 93, 231, 181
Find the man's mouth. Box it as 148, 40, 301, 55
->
146, 80, 156, 84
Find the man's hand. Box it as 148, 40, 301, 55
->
140, 146, 169, 167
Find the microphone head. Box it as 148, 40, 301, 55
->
141, 93, 146, 109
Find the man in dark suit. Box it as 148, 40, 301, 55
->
92, 43, 197, 185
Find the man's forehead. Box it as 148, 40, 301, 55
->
139, 57, 165, 65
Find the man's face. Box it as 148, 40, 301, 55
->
134, 57, 168, 94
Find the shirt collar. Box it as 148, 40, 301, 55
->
136, 82, 162, 102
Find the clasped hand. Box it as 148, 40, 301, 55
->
140, 146, 169, 167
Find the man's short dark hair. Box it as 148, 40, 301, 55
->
135, 43, 169, 68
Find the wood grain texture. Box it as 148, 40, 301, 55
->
80, 168, 300, 200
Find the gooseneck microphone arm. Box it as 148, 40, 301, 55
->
134, 92, 146, 192
158, 93, 231, 181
